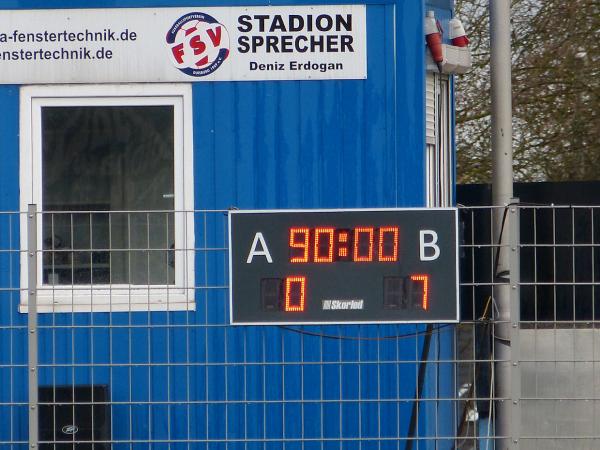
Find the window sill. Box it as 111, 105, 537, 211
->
19, 289, 196, 313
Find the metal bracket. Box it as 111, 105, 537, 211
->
27, 204, 38, 449
509, 198, 521, 448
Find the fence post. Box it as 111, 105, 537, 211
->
508, 200, 521, 448
27, 204, 38, 449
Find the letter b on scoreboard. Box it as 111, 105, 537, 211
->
228, 208, 459, 325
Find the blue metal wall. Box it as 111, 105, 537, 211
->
0, 1, 456, 448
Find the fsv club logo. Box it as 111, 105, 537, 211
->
166, 12, 230, 77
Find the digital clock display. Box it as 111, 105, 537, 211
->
289, 226, 400, 263
228, 209, 459, 324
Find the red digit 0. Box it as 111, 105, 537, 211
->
284, 276, 306, 312
314, 227, 335, 263
353, 227, 374, 262
378, 226, 399, 262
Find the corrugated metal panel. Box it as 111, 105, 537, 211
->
194, 6, 424, 210
0, 1, 458, 449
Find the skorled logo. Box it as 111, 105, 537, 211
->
166, 12, 229, 77
322, 299, 364, 310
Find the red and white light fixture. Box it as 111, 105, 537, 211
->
448, 17, 469, 47
425, 10, 444, 72
425, 11, 472, 74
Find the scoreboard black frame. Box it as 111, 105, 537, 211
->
228, 208, 459, 325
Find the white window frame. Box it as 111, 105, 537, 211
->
19, 83, 195, 313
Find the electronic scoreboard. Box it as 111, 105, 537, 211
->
228, 208, 459, 324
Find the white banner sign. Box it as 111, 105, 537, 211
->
0, 6, 366, 83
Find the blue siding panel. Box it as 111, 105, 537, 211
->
0, 86, 26, 448
0, 1, 457, 449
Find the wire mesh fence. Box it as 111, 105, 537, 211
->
0, 205, 598, 449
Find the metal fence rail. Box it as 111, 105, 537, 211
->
0, 205, 598, 449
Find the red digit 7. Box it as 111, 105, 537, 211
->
410, 274, 429, 310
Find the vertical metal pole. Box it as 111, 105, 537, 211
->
490, 1, 514, 199
27, 204, 39, 449
489, 0, 514, 448
508, 200, 521, 448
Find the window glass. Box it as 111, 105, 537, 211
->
41, 106, 175, 286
